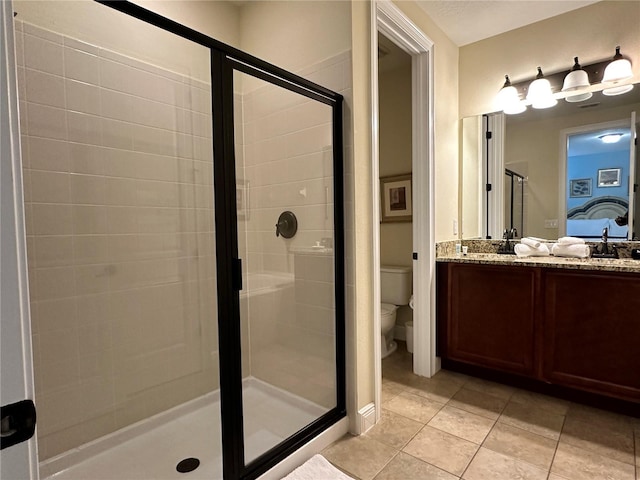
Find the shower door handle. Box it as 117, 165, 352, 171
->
232, 258, 243, 291
1, 400, 36, 450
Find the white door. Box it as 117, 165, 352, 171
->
1, 0, 38, 477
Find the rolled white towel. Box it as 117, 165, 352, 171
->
514, 243, 550, 257
557, 236, 585, 245
551, 243, 590, 258
521, 237, 541, 248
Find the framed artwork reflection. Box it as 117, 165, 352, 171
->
380, 174, 412, 222
569, 178, 592, 198
598, 168, 621, 187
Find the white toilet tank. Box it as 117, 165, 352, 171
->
380, 265, 412, 305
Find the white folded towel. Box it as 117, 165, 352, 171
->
557, 236, 585, 245
514, 243, 550, 257
551, 243, 590, 258
521, 237, 542, 248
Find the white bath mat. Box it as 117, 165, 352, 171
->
281, 454, 354, 480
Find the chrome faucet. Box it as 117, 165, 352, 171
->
601, 226, 608, 248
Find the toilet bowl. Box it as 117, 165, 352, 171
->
381, 302, 398, 358
380, 265, 412, 359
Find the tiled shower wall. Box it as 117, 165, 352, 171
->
16, 21, 218, 460
237, 52, 352, 408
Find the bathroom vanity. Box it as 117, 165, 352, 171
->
436, 253, 640, 407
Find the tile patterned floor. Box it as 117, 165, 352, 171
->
323, 342, 640, 480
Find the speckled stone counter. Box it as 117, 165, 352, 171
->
436, 240, 640, 273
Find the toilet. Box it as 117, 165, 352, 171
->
380, 265, 412, 359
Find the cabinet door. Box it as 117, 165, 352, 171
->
543, 271, 640, 402
444, 263, 538, 376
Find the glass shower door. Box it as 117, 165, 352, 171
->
15, 2, 222, 478
230, 65, 342, 467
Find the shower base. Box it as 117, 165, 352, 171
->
40, 377, 327, 480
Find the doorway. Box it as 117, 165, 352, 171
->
372, 0, 436, 423
7, 1, 345, 478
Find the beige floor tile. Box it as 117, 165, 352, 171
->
566, 403, 638, 432
384, 391, 444, 424
431, 369, 470, 386
499, 400, 565, 440
405, 377, 462, 404
509, 389, 570, 415
381, 380, 405, 403
462, 447, 547, 480
323, 434, 398, 480
447, 387, 508, 420
428, 405, 495, 444
374, 451, 458, 480
483, 422, 557, 470
463, 377, 515, 400
366, 409, 424, 450
403, 425, 478, 476
560, 415, 635, 465
551, 442, 635, 480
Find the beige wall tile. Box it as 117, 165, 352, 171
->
73, 235, 109, 265
64, 47, 99, 85
24, 33, 63, 75
72, 205, 108, 234
27, 103, 67, 140
35, 297, 77, 332
29, 136, 70, 172
69, 143, 105, 175
35, 266, 75, 300
68, 111, 102, 146
66, 79, 100, 115
70, 173, 106, 205
34, 235, 73, 268
25, 69, 65, 108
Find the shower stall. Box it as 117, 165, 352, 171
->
11, 1, 345, 478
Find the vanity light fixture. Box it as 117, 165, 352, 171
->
526, 67, 557, 109
598, 133, 624, 144
561, 57, 592, 103
602, 46, 634, 96
497, 75, 526, 114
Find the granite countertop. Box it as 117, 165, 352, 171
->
436, 252, 640, 273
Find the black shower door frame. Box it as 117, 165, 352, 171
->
96, 2, 346, 479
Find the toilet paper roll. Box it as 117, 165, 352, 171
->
409, 295, 414, 309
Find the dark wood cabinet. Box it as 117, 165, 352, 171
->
439, 263, 538, 376
543, 270, 640, 402
437, 261, 640, 404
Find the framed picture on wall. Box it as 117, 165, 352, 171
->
380, 174, 412, 222
598, 168, 621, 187
569, 178, 592, 198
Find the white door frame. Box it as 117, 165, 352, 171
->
371, 0, 436, 422
1, 0, 39, 477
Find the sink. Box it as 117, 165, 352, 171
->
591, 252, 618, 259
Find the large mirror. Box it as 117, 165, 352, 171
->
461, 84, 640, 241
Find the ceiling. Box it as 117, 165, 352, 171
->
416, 0, 601, 46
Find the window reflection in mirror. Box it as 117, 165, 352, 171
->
460, 84, 640, 241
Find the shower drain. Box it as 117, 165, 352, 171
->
176, 457, 200, 473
